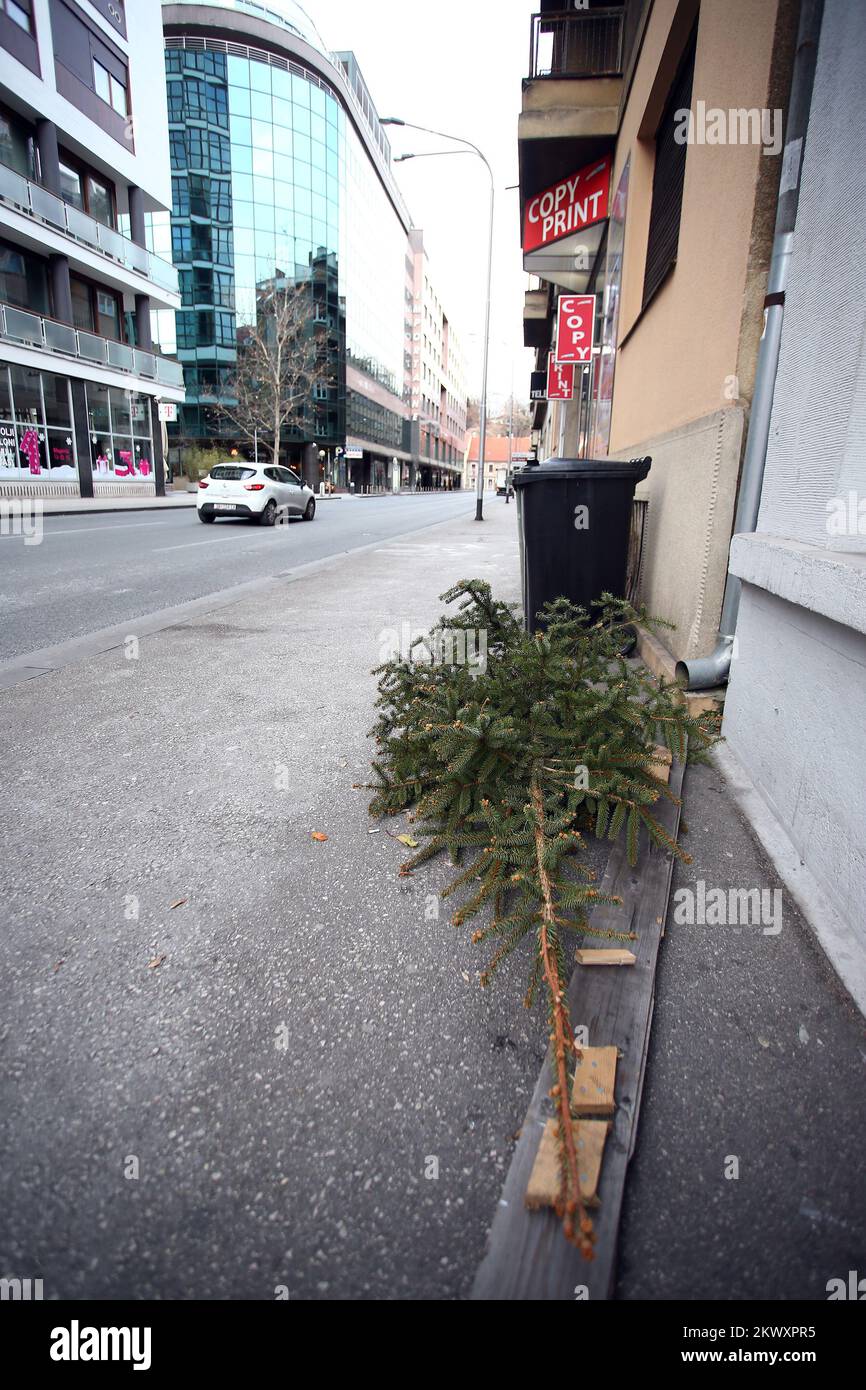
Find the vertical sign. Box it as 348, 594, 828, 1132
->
546, 355, 575, 401
555, 294, 596, 365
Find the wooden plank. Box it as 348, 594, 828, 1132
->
571, 1045, 618, 1115
574, 947, 636, 966
525, 1119, 610, 1209
471, 754, 685, 1300
648, 744, 672, 784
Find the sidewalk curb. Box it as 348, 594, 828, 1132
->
713, 743, 866, 1018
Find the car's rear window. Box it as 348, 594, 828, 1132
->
209, 466, 256, 480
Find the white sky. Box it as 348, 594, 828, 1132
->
312, 0, 537, 412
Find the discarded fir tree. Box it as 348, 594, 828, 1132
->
367, 581, 718, 1253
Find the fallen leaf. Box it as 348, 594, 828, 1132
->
311, 832, 328, 842
148, 954, 167, 970
170, 898, 187, 910
396, 833, 419, 848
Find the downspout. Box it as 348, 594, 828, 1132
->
676, 0, 824, 690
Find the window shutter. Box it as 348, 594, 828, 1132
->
642, 26, 697, 308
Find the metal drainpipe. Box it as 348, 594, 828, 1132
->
676, 0, 824, 690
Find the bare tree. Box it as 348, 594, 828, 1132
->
213, 277, 333, 467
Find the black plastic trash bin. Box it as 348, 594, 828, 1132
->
513, 456, 651, 630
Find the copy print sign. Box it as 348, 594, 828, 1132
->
546, 355, 575, 401
554, 294, 596, 365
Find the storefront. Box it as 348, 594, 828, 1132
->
84, 382, 156, 484
0, 362, 78, 484
0, 360, 156, 491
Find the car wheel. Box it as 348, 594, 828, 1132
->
258, 499, 277, 527
199, 511, 215, 523
303, 498, 316, 521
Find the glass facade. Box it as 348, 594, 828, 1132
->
157, 31, 410, 474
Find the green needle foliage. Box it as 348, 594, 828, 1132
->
367, 580, 719, 1251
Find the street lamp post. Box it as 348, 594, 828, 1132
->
383, 118, 494, 522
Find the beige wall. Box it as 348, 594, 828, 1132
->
609, 0, 782, 452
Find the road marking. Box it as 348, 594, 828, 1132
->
154, 533, 279, 552
0, 520, 190, 539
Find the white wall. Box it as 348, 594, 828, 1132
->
723, 0, 866, 976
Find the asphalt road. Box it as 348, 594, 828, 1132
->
0, 493, 470, 663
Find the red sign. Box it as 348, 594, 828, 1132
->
546, 355, 575, 401
555, 294, 596, 365
523, 156, 611, 253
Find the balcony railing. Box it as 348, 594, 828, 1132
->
0, 163, 180, 298
529, 8, 625, 80
0, 303, 184, 389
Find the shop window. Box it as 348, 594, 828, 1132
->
42, 371, 72, 427
87, 383, 153, 482
9, 362, 40, 424
0, 363, 78, 479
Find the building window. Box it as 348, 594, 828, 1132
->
0, 103, 36, 178
70, 274, 124, 340
642, 25, 697, 309
93, 57, 127, 117
0, 237, 49, 314
58, 154, 115, 226
3, 0, 33, 34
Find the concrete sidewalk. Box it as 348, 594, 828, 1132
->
0, 498, 863, 1299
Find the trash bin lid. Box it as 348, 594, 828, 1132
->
512, 455, 651, 485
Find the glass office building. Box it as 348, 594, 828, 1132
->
157, 1, 431, 490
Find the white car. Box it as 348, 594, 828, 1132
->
197, 462, 316, 525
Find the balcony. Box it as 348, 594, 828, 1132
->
520, 9, 624, 242
523, 286, 549, 349
529, 8, 625, 81
0, 163, 180, 301
0, 303, 185, 392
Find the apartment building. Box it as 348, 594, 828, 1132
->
0, 0, 183, 498
404, 227, 467, 488
519, 0, 797, 663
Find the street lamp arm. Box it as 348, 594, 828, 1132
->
382, 118, 493, 183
